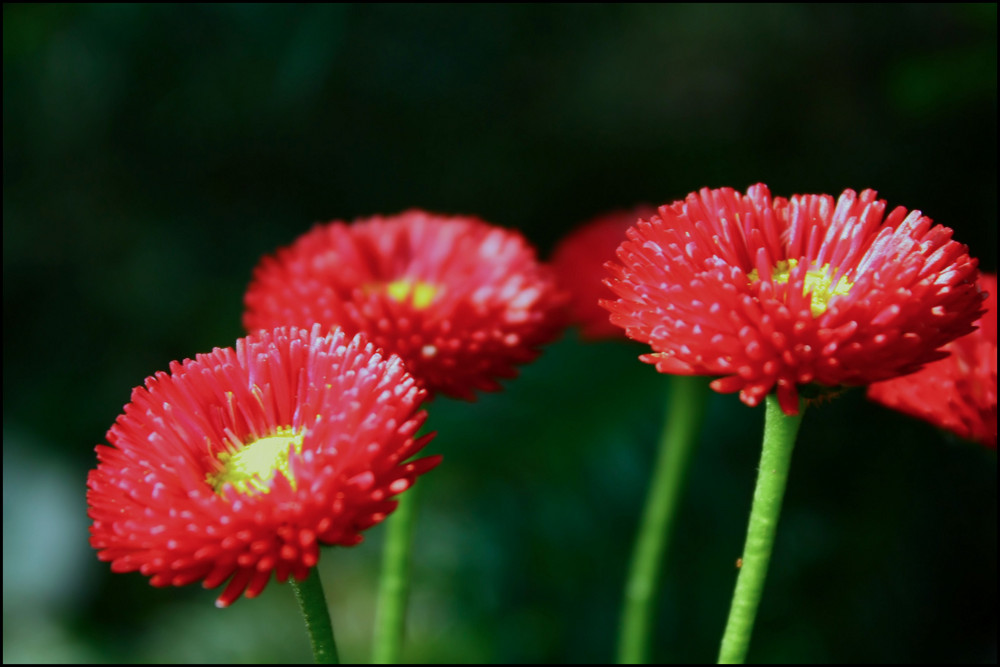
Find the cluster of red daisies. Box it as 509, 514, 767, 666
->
88, 185, 995, 607
88, 211, 569, 607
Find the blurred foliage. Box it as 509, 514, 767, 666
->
3, 4, 996, 664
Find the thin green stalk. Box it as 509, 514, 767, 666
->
371, 483, 420, 663
290, 568, 340, 664
617, 374, 710, 664
717, 394, 806, 664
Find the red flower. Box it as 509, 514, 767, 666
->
87, 325, 439, 608
551, 206, 656, 340
243, 210, 567, 401
868, 273, 997, 448
604, 184, 984, 415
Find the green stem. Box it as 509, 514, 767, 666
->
617, 374, 710, 664
372, 484, 420, 663
717, 394, 806, 664
290, 569, 340, 664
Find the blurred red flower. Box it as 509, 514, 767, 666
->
243, 210, 567, 401
551, 206, 656, 340
868, 273, 997, 448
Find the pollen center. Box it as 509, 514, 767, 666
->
206, 427, 305, 497
384, 279, 439, 309
749, 259, 853, 317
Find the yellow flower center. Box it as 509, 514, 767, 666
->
748, 259, 853, 317
383, 279, 439, 309
206, 426, 305, 497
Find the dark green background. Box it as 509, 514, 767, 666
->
3, 4, 996, 663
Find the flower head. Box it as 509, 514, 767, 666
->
243, 210, 567, 401
551, 206, 656, 340
87, 325, 439, 607
604, 184, 983, 415
867, 273, 997, 447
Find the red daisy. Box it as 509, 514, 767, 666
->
603, 184, 984, 415
242, 210, 567, 401
551, 206, 656, 340
868, 273, 997, 448
87, 325, 439, 608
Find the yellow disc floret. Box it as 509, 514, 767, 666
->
207, 426, 305, 497
748, 259, 853, 317
385, 279, 438, 309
